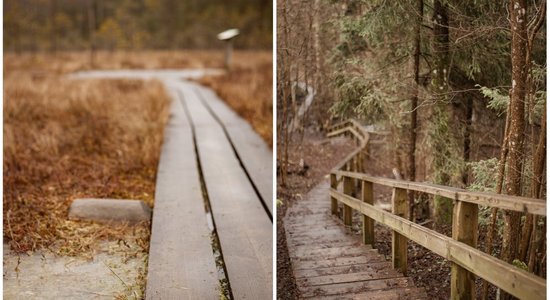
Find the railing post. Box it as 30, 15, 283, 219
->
359, 150, 364, 173
362, 181, 374, 245
451, 201, 478, 299
391, 187, 408, 275
330, 173, 338, 215
343, 176, 353, 227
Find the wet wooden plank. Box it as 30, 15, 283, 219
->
193, 84, 273, 215
294, 261, 398, 279
300, 277, 416, 298
291, 245, 370, 261
292, 253, 387, 270
179, 83, 272, 300
288, 241, 369, 255
306, 287, 428, 299
146, 94, 219, 300
297, 270, 408, 286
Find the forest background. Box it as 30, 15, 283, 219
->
4, 0, 272, 52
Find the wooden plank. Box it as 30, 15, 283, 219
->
288, 236, 352, 247
362, 181, 375, 245
451, 201, 478, 299
456, 190, 545, 216
299, 277, 416, 298
308, 287, 427, 300
343, 176, 353, 227
334, 170, 546, 215
290, 246, 371, 261
192, 83, 273, 215
294, 261, 400, 279
391, 188, 408, 275
288, 241, 368, 255
179, 83, 272, 299
297, 270, 405, 286
330, 189, 547, 299
331, 173, 338, 215
146, 95, 219, 299
293, 253, 387, 270
286, 224, 342, 233
335, 171, 458, 199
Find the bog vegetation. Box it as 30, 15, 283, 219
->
4, 49, 272, 257
4, 56, 170, 255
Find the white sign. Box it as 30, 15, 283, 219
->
217, 29, 239, 41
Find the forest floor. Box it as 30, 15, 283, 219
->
277, 128, 501, 300
4, 50, 271, 299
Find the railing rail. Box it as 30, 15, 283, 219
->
327, 119, 546, 300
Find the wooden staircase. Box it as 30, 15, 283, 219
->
285, 180, 427, 299
284, 119, 545, 299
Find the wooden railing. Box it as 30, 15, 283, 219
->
327, 119, 546, 300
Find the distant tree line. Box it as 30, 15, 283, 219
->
4, 0, 272, 52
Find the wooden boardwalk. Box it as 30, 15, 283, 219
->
71, 70, 272, 299
148, 79, 272, 299
285, 180, 427, 299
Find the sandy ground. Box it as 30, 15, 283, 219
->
4, 237, 148, 300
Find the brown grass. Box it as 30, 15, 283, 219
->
3, 50, 271, 257
199, 51, 273, 146
4, 59, 170, 255
4, 50, 225, 74
5, 50, 273, 146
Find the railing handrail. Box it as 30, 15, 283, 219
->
329, 188, 546, 299
327, 119, 547, 300
335, 170, 546, 216
328, 119, 368, 173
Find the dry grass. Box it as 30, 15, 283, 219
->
200, 51, 273, 146
4, 50, 225, 74
3, 50, 271, 259
4, 58, 170, 255
5, 50, 273, 146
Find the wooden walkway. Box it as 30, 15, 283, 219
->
71, 70, 272, 299
148, 79, 272, 299
285, 180, 427, 299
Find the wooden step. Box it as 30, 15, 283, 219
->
284, 180, 426, 300
304, 287, 428, 299
294, 261, 397, 279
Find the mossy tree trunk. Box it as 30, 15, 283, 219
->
430, 0, 454, 225
407, 0, 423, 221
501, 0, 528, 299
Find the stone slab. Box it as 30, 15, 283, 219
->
68, 198, 151, 224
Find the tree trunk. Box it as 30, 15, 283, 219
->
431, 0, 453, 225
481, 98, 511, 300
88, 0, 96, 68
501, 1, 528, 298
462, 97, 473, 185
407, 0, 423, 221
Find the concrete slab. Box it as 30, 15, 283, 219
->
68, 199, 151, 224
